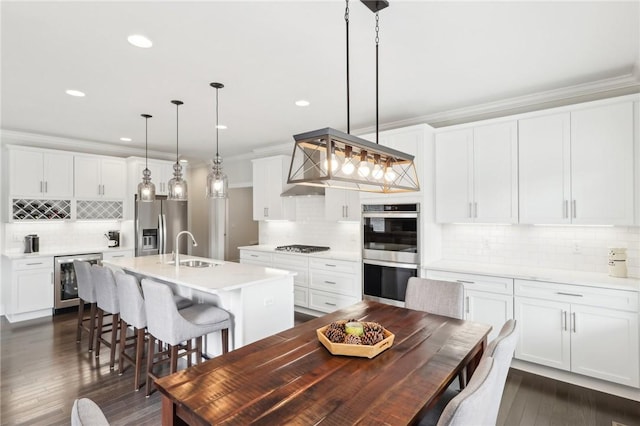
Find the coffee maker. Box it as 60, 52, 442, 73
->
105, 230, 120, 248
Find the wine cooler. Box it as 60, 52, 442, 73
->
54, 253, 103, 310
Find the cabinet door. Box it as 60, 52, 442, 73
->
571, 102, 634, 225
570, 304, 639, 387
10, 150, 44, 197
325, 188, 360, 221
514, 297, 571, 371
15, 268, 53, 313
74, 156, 102, 197
252, 156, 295, 221
435, 129, 473, 222
100, 158, 126, 199
252, 160, 268, 220
465, 289, 513, 342
472, 121, 518, 223
518, 113, 571, 224
42, 152, 74, 198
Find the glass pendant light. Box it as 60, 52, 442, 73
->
137, 113, 156, 202
206, 82, 228, 199
167, 100, 188, 200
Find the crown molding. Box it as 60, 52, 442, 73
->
353, 69, 640, 133
0, 129, 174, 160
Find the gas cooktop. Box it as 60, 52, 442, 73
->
275, 244, 331, 254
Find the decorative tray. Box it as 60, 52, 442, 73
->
316, 321, 395, 359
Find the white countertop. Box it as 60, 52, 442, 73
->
103, 254, 295, 293
2, 246, 135, 259
238, 245, 361, 262
423, 260, 640, 292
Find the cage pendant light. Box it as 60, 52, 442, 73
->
167, 100, 188, 200
287, 0, 419, 194
137, 114, 156, 202
206, 82, 228, 199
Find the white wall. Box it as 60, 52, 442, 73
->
441, 224, 640, 277
259, 197, 360, 252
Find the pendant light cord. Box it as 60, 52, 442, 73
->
375, 11, 379, 145
145, 116, 149, 169
345, 0, 350, 134
216, 87, 220, 157
175, 103, 179, 163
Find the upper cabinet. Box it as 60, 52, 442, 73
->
74, 155, 126, 199
135, 160, 176, 196
252, 155, 296, 221
519, 101, 635, 225
9, 147, 74, 198
435, 121, 518, 223
325, 188, 360, 221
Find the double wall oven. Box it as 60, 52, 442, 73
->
362, 203, 419, 306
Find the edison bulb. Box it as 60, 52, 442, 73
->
323, 153, 340, 173
342, 159, 355, 175
384, 169, 396, 182
372, 164, 384, 179
213, 179, 223, 191
358, 161, 371, 177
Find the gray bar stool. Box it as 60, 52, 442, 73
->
74, 260, 98, 352
141, 278, 231, 396
91, 264, 121, 370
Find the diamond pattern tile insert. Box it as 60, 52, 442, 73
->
77, 200, 123, 220
13, 199, 71, 220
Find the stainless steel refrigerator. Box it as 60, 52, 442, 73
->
135, 195, 188, 257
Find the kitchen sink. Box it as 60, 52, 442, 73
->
180, 259, 217, 268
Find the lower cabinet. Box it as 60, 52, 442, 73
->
514, 279, 639, 388
2, 256, 54, 322
425, 270, 513, 342
272, 254, 309, 309
102, 249, 134, 261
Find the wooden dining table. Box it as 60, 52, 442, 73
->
155, 300, 492, 426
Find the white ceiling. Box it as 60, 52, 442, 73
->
2, 1, 639, 163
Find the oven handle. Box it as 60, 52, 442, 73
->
363, 259, 419, 269
362, 213, 418, 219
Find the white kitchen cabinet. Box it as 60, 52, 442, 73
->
519, 101, 634, 225
514, 279, 639, 387
252, 155, 296, 221
435, 121, 518, 223
2, 256, 54, 323
308, 257, 360, 313
75, 155, 126, 199
136, 160, 176, 196
272, 254, 309, 308
239, 249, 272, 266
102, 249, 134, 261
325, 188, 360, 221
9, 147, 74, 198
425, 269, 514, 341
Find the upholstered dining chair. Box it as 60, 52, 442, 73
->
141, 278, 231, 396
70, 398, 109, 426
74, 260, 98, 352
91, 264, 121, 370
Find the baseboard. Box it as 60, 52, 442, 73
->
511, 359, 640, 402
5, 308, 52, 323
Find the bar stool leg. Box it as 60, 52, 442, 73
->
109, 313, 120, 370
222, 328, 229, 354
134, 328, 145, 391
95, 308, 104, 358
196, 336, 203, 365
76, 299, 85, 343
118, 319, 128, 374
170, 345, 179, 374
146, 335, 156, 397
88, 302, 97, 352
187, 340, 192, 368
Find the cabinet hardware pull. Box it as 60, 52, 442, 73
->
465, 296, 469, 314
556, 292, 583, 297
325, 264, 336, 267
572, 200, 576, 219
40, 181, 43, 193
250, 254, 258, 257
345, 205, 349, 217
468, 203, 472, 218
456, 280, 474, 284
44, 181, 48, 193
571, 312, 576, 332
474, 202, 478, 218
562, 310, 567, 331
112, 255, 124, 258
324, 302, 337, 306
27, 262, 43, 266
563, 200, 568, 219
324, 281, 337, 285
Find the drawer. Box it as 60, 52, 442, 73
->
273, 253, 309, 268
13, 257, 54, 271
294, 285, 309, 308
425, 270, 513, 295
309, 257, 359, 275
273, 263, 308, 286
240, 250, 272, 264
515, 279, 639, 312
310, 271, 359, 297
309, 289, 360, 314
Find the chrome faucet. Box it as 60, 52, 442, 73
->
174, 231, 198, 265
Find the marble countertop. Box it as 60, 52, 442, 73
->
103, 254, 295, 293
238, 245, 361, 262
423, 260, 640, 292
2, 246, 135, 259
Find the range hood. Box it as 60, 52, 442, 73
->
281, 185, 325, 197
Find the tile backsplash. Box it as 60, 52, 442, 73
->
441, 224, 640, 277
259, 197, 360, 252
3, 220, 126, 254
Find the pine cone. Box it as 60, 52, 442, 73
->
361, 330, 385, 345
325, 326, 347, 343
344, 334, 362, 345
363, 322, 384, 334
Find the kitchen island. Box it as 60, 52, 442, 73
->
102, 254, 295, 355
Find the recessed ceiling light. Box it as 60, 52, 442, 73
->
65, 89, 85, 97
179, 159, 189, 164
295, 100, 310, 107
120, 137, 132, 142
127, 34, 153, 48
216, 124, 227, 130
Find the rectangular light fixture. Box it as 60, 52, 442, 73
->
287, 127, 420, 193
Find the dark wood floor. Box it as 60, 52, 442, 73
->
1, 311, 638, 426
